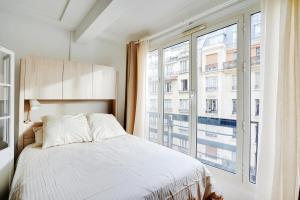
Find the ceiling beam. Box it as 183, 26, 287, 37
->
74, 0, 113, 42
74, 0, 138, 42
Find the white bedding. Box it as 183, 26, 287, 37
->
10, 135, 214, 200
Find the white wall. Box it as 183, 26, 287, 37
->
0, 11, 126, 126
0, 12, 126, 197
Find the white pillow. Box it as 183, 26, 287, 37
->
33, 126, 43, 146
42, 114, 92, 149
87, 113, 126, 141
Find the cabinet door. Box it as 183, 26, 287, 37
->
92, 65, 116, 99
63, 61, 93, 99
25, 56, 63, 99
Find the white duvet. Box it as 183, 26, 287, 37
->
10, 135, 214, 200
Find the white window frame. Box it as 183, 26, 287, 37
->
146, 5, 260, 192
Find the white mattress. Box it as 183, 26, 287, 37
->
10, 135, 213, 200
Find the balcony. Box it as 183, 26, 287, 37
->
223, 60, 237, 70
205, 63, 218, 72
251, 56, 260, 65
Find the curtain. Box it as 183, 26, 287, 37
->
125, 41, 138, 134
256, 0, 300, 200
133, 41, 149, 138
125, 41, 149, 136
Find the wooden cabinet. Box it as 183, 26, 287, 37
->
63, 61, 93, 99
92, 65, 116, 99
23, 56, 116, 100
24, 56, 63, 99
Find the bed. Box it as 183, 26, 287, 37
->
13, 58, 220, 200
10, 134, 218, 200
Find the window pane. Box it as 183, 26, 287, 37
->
146, 50, 159, 143
250, 12, 261, 183
0, 52, 10, 84
0, 86, 10, 117
196, 24, 237, 173
0, 118, 9, 150
163, 41, 190, 154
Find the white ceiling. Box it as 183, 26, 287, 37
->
0, 0, 250, 43
0, 0, 96, 30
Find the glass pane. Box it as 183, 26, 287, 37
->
196, 24, 237, 173
0, 86, 10, 117
146, 50, 159, 143
0, 119, 9, 150
163, 41, 190, 154
0, 52, 10, 84
250, 12, 261, 183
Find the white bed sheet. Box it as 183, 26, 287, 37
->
10, 135, 213, 200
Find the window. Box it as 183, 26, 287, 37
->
197, 24, 237, 173
255, 99, 260, 116
205, 146, 218, 159
146, 11, 262, 186
256, 47, 260, 57
164, 99, 172, 112
180, 60, 188, 73
250, 12, 261, 184
146, 50, 159, 143
165, 82, 172, 93
163, 41, 190, 154
232, 99, 237, 114
254, 72, 260, 89
179, 99, 189, 113
232, 75, 237, 90
205, 53, 218, 71
206, 76, 218, 91
180, 79, 188, 92
206, 99, 218, 113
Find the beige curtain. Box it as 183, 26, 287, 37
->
125, 41, 138, 134
133, 41, 149, 138
256, 0, 300, 200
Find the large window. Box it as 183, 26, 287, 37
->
250, 12, 261, 183
146, 50, 159, 143
163, 41, 190, 154
146, 11, 261, 185
197, 24, 237, 173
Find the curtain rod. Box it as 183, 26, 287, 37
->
137, 0, 243, 43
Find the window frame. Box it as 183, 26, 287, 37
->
146, 6, 260, 191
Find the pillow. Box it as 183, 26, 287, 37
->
87, 113, 126, 141
42, 114, 92, 149
33, 126, 43, 146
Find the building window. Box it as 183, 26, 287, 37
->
205, 146, 218, 160
179, 99, 189, 113
180, 60, 188, 73
205, 53, 218, 72
206, 76, 218, 91
165, 82, 172, 93
256, 47, 260, 57
232, 75, 237, 90
164, 99, 172, 112
180, 79, 188, 92
206, 99, 218, 113
165, 63, 175, 76
255, 99, 260, 116
232, 99, 237, 114
255, 72, 260, 89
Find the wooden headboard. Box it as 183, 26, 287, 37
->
18, 56, 118, 154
